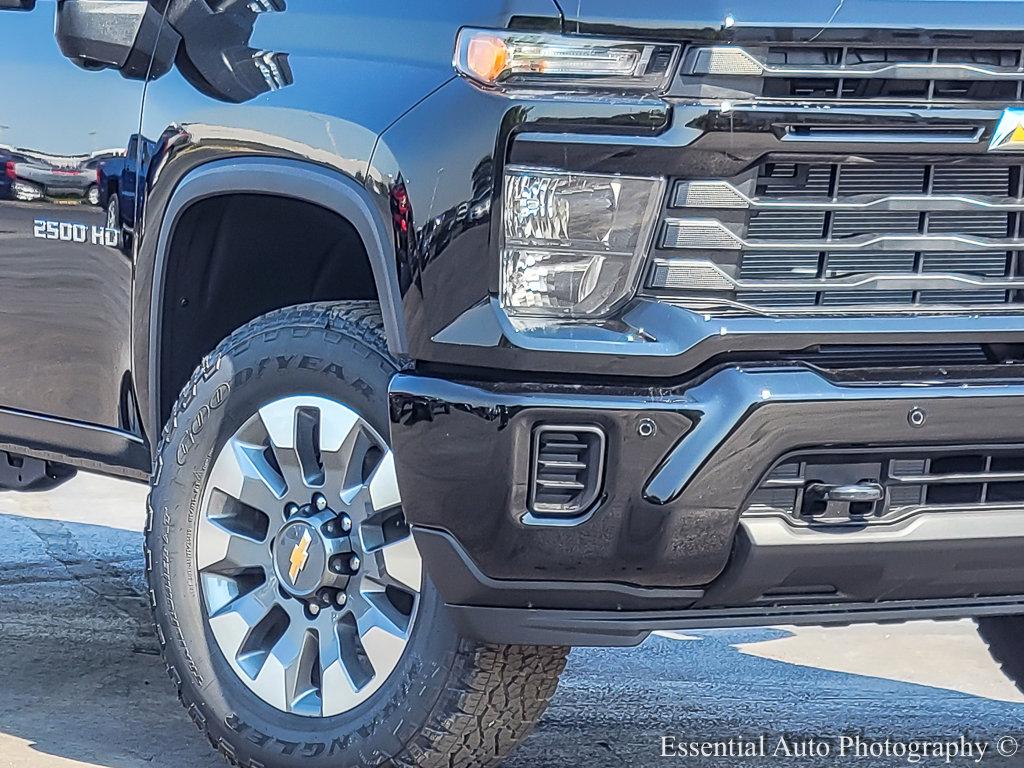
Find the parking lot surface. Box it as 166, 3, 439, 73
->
1, 474, 1023, 768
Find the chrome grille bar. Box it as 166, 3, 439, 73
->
683, 46, 1024, 81
672, 181, 1024, 213
647, 158, 1024, 313
661, 219, 1024, 253
649, 259, 1024, 294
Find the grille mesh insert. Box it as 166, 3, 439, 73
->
745, 448, 1024, 526
649, 158, 1024, 313
681, 45, 1024, 104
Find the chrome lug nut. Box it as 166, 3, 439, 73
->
308, 603, 320, 616
313, 493, 328, 511
339, 514, 352, 532
349, 555, 361, 572
284, 502, 299, 517
335, 591, 348, 607
331, 558, 345, 573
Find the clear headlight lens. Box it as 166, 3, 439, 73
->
455, 28, 679, 91
501, 167, 665, 318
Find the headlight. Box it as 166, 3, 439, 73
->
501, 167, 665, 318
455, 28, 679, 91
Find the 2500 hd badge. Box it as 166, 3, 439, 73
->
33, 219, 120, 248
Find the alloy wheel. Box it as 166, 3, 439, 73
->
197, 396, 422, 717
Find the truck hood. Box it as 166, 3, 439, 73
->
564, 1, 1024, 41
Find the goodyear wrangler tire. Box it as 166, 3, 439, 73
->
146, 302, 568, 768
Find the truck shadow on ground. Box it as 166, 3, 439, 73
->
1, 513, 1023, 768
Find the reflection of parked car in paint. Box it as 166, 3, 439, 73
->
13, 158, 94, 200
80, 156, 106, 205
6, 149, 117, 204
0, 151, 43, 201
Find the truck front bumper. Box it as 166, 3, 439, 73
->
389, 365, 1024, 646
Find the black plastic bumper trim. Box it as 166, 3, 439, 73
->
414, 527, 705, 612
450, 596, 1024, 647
392, 366, 1024, 590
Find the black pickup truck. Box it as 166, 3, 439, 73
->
4, 1, 1024, 766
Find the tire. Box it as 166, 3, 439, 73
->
977, 617, 1024, 694
146, 302, 568, 768
87, 183, 100, 206
106, 194, 121, 233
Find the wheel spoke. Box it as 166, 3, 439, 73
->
367, 451, 400, 512
321, 415, 370, 485
318, 622, 367, 715
207, 436, 286, 513
259, 397, 363, 495
260, 398, 318, 493
269, 441, 313, 498
354, 589, 411, 641
377, 535, 422, 593
360, 626, 407, 680
201, 571, 264, 616
197, 518, 268, 574
249, 621, 320, 715
207, 581, 279, 661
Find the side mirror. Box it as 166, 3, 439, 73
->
55, 0, 180, 80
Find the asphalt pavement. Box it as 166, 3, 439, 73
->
1, 473, 1023, 768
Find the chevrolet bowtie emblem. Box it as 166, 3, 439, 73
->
288, 529, 313, 585
990, 108, 1024, 152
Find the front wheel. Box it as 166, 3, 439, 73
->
146, 302, 567, 768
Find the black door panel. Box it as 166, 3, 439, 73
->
0, 1, 147, 429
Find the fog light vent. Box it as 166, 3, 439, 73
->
529, 425, 606, 517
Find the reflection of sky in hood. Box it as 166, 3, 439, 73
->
0, 0, 143, 157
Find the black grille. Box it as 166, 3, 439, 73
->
783, 344, 990, 369
678, 44, 1024, 104
745, 448, 1024, 527
765, 47, 1024, 102
648, 158, 1024, 313
529, 426, 605, 518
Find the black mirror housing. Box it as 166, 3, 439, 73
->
56, 0, 179, 80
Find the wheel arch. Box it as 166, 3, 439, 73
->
143, 157, 406, 447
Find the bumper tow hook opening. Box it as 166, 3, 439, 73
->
803, 481, 885, 520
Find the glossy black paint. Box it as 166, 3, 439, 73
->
5, 0, 1024, 469
0, 0, 567, 469
389, 373, 695, 585
0, 2, 143, 471
390, 366, 1024, 611
563, 0, 1024, 42
134, 0, 564, 442
5, 0, 1024, 636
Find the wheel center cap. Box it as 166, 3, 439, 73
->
275, 520, 328, 597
